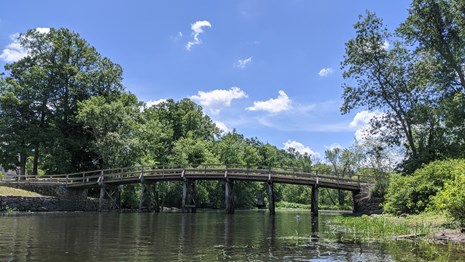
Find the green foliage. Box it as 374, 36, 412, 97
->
77, 93, 142, 168
0, 28, 124, 175
431, 174, 465, 228
384, 159, 465, 215
328, 214, 434, 241
342, 4, 465, 172
121, 185, 139, 209
276, 201, 310, 209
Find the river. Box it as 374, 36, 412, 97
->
0, 210, 463, 261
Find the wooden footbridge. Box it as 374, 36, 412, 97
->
7, 165, 369, 215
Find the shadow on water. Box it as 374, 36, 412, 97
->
0, 210, 464, 261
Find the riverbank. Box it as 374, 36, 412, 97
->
331, 212, 465, 244
0, 186, 42, 197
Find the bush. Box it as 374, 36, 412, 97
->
431, 175, 465, 228
383, 159, 465, 215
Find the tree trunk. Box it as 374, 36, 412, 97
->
33, 146, 39, 176
19, 153, 27, 178
338, 189, 344, 206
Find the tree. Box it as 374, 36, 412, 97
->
0, 77, 32, 174
0, 28, 124, 174
432, 173, 465, 228
341, 12, 441, 172
77, 93, 142, 168
142, 99, 220, 165
398, 0, 465, 160
384, 159, 465, 215
325, 146, 360, 205
399, 0, 465, 92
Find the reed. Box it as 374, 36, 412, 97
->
326, 214, 439, 241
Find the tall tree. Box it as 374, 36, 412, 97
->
0, 28, 124, 174
341, 12, 440, 172
398, 0, 465, 159
77, 93, 142, 168
399, 0, 465, 92
325, 146, 360, 205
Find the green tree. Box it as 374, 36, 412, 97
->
0, 77, 33, 174
398, 0, 465, 160
341, 12, 443, 172
0, 28, 124, 174
432, 174, 465, 228
384, 159, 465, 215
399, 0, 465, 92
143, 99, 219, 165
77, 93, 142, 168
325, 146, 360, 205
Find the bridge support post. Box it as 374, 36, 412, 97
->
99, 185, 120, 211
352, 190, 362, 213
225, 179, 234, 214
99, 186, 105, 212
182, 179, 196, 213
153, 182, 160, 213
268, 181, 275, 215
311, 185, 319, 216
139, 182, 152, 212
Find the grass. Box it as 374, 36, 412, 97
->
326, 213, 451, 241
0, 186, 42, 197
276, 201, 311, 209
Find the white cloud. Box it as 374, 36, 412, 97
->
215, 121, 230, 133
382, 41, 390, 50
318, 67, 334, 77
350, 110, 382, 128
234, 56, 253, 69
191, 87, 247, 113
0, 28, 50, 63
283, 140, 319, 157
145, 99, 167, 108
325, 143, 342, 150
350, 110, 386, 143
0, 38, 27, 63
186, 20, 211, 51
35, 28, 50, 34
246, 90, 291, 113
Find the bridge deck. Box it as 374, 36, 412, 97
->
6, 166, 366, 192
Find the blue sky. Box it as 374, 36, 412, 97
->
0, 1, 411, 159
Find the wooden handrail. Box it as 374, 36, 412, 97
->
4, 165, 373, 188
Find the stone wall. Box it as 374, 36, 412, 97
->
6, 183, 88, 199
0, 183, 112, 212
0, 196, 109, 212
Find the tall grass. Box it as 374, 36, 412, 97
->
326, 214, 437, 241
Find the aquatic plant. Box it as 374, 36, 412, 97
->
326, 214, 435, 241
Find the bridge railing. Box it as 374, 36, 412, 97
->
5, 164, 371, 187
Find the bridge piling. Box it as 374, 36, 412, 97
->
99, 185, 120, 211
182, 179, 196, 213
352, 190, 361, 213
99, 186, 105, 211
268, 181, 275, 215
225, 179, 234, 214
153, 182, 160, 213
311, 185, 319, 216
139, 183, 148, 212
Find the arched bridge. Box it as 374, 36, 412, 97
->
9, 165, 370, 215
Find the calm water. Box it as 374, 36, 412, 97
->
0, 210, 464, 261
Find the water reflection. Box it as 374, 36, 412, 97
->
0, 211, 464, 261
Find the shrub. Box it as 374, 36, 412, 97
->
431, 175, 465, 228
383, 159, 465, 215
